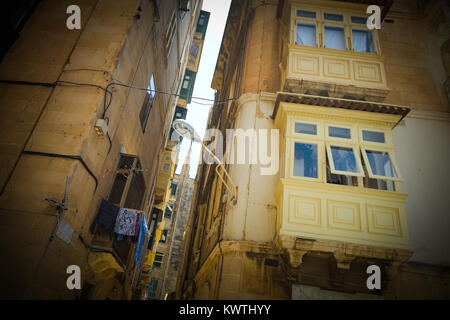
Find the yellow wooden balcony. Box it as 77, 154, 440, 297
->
273, 98, 412, 258
282, 44, 389, 102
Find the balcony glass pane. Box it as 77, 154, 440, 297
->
296, 23, 316, 46
351, 16, 367, 24
295, 122, 317, 135
293, 142, 318, 178
352, 29, 374, 53
362, 130, 385, 143
329, 126, 351, 139
297, 10, 316, 19
366, 150, 397, 178
330, 146, 359, 173
324, 26, 345, 50
324, 13, 343, 21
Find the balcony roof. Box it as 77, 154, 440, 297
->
272, 92, 410, 126
334, 0, 393, 20
277, 0, 394, 21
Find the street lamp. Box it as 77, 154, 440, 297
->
172, 119, 238, 204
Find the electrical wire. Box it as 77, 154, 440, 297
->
51, 72, 238, 157
57, 69, 239, 115
101, 81, 237, 117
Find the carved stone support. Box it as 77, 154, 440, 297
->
287, 248, 308, 268
333, 251, 356, 270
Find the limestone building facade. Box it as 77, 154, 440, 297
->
179, 0, 450, 299
0, 0, 204, 299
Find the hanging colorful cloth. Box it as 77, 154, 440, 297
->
133, 212, 142, 243
135, 213, 148, 266
114, 208, 139, 236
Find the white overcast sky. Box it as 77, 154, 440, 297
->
175, 0, 232, 178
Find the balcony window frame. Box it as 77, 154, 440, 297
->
360, 128, 388, 144
361, 146, 403, 181
351, 25, 376, 54
292, 120, 323, 140
326, 143, 365, 177
326, 124, 354, 141
285, 115, 402, 189
294, 9, 318, 47
322, 10, 348, 50
290, 139, 323, 181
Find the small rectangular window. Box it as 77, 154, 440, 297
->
324, 13, 343, 21
351, 16, 367, 24
324, 26, 346, 50
295, 122, 317, 135
164, 205, 172, 219
329, 126, 351, 139
293, 142, 318, 178
170, 183, 178, 196
140, 74, 156, 132
362, 130, 385, 143
296, 23, 316, 46
297, 10, 316, 19
155, 252, 164, 262
326, 144, 364, 176
162, 163, 170, 174
159, 230, 168, 243
352, 29, 374, 53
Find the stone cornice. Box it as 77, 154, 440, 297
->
407, 110, 450, 122
193, 240, 276, 283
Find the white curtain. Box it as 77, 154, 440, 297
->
297, 23, 316, 46
324, 26, 345, 50
353, 29, 374, 53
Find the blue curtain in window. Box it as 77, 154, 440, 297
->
353, 29, 374, 53
324, 26, 345, 50
297, 23, 316, 46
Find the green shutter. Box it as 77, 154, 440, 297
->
196, 11, 210, 40
179, 69, 197, 103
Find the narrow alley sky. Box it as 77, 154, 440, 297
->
175, 0, 232, 178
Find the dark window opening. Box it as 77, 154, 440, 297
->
326, 155, 358, 186
107, 154, 147, 265
140, 74, 156, 132
109, 155, 135, 206
170, 182, 178, 196
160, 229, 168, 243
124, 159, 146, 210
164, 205, 173, 219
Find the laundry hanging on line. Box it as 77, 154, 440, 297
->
114, 208, 139, 236
135, 213, 148, 266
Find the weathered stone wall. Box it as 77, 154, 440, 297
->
180, 0, 450, 300
0, 0, 201, 299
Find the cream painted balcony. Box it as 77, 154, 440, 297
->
280, 0, 391, 102
273, 98, 413, 264
282, 44, 390, 102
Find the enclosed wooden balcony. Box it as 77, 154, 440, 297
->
280, 0, 392, 102
273, 96, 413, 270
